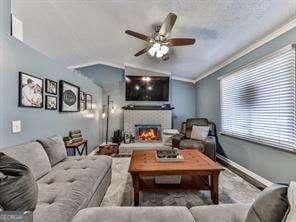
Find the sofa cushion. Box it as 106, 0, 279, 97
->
2, 142, 51, 180
190, 204, 251, 222
180, 139, 205, 152
72, 206, 195, 222
245, 184, 289, 222
285, 181, 296, 222
37, 135, 67, 166
34, 155, 112, 222
0, 152, 38, 211
185, 118, 209, 138
191, 125, 210, 140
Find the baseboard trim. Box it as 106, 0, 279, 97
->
217, 154, 273, 190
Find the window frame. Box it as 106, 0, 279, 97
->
218, 44, 296, 153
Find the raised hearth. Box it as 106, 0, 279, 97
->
119, 142, 170, 156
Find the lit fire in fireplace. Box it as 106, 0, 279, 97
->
138, 128, 158, 141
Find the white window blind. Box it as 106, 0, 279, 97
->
220, 45, 296, 151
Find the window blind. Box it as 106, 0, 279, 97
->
220, 45, 296, 151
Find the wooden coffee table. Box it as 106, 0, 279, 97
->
128, 149, 224, 206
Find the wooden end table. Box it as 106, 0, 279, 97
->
128, 149, 224, 206
65, 140, 88, 156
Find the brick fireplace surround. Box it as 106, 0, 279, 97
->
123, 110, 172, 133
119, 109, 172, 155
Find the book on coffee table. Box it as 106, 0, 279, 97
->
156, 149, 184, 162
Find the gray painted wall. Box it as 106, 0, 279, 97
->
79, 64, 196, 140
78, 64, 125, 142
171, 80, 196, 129
0, 1, 103, 150
196, 27, 296, 183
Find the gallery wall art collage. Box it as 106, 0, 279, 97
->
18, 72, 92, 112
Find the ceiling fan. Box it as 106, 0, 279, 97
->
125, 13, 196, 61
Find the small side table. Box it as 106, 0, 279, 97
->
65, 140, 88, 156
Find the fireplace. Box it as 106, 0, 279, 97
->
135, 124, 161, 141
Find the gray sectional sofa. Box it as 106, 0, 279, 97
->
72, 204, 251, 222
2, 137, 112, 222
2, 136, 288, 222
72, 182, 290, 222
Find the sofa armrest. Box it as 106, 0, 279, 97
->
200, 136, 216, 161
172, 134, 185, 148
190, 204, 251, 222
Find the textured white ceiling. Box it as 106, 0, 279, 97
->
12, 0, 296, 80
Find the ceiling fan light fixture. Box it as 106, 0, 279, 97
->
156, 50, 163, 58
160, 45, 169, 54
125, 13, 196, 60
148, 42, 169, 58
148, 46, 157, 57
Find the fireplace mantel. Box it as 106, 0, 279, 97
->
122, 105, 174, 110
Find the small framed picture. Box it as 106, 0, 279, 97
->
19, 72, 43, 108
45, 95, 57, 110
59, 80, 80, 112
80, 91, 85, 101
85, 94, 92, 110
45, 79, 57, 95
80, 101, 86, 111
124, 133, 131, 144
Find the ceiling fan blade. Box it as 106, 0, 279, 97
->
134, 48, 148, 57
125, 30, 150, 41
167, 38, 196, 46
158, 13, 177, 37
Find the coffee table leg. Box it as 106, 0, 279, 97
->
131, 173, 140, 206
210, 172, 219, 204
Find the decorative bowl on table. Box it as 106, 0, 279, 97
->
156, 149, 184, 162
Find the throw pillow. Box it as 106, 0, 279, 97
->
0, 152, 38, 211
190, 125, 210, 140
37, 135, 67, 166
285, 181, 296, 222
245, 184, 289, 222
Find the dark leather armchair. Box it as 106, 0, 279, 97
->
172, 118, 217, 161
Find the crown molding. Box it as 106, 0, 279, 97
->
194, 18, 296, 83
69, 60, 195, 83
171, 76, 196, 83
67, 60, 124, 70
123, 63, 171, 75
124, 63, 196, 83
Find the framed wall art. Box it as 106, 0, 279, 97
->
80, 101, 86, 111
80, 91, 85, 101
80, 91, 86, 111
59, 80, 80, 112
85, 94, 92, 110
45, 78, 57, 95
45, 95, 57, 110
18, 72, 43, 108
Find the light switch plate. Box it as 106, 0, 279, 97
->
12, 120, 21, 133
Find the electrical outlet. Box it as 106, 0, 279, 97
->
12, 120, 21, 133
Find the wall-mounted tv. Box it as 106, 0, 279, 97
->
125, 75, 169, 101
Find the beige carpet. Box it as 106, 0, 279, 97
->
101, 157, 260, 208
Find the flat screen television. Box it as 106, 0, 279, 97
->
125, 75, 169, 101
